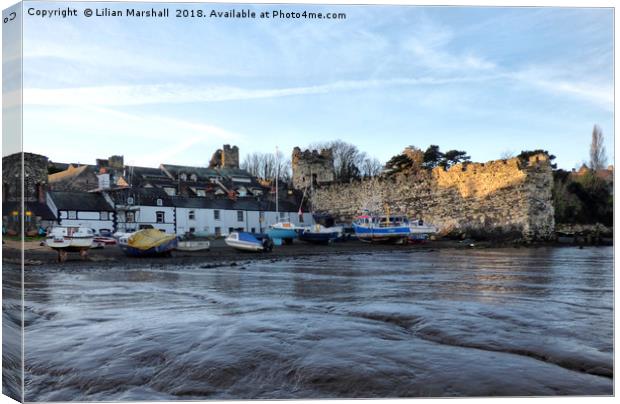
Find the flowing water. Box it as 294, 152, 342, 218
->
13, 247, 614, 400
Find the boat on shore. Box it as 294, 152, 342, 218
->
408, 219, 438, 242
266, 222, 302, 244
176, 239, 210, 252
298, 224, 343, 244
225, 231, 274, 252
119, 228, 177, 257
353, 214, 411, 243
45, 226, 95, 262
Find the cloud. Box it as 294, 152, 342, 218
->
23, 76, 499, 107
23, 105, 243, 166
402, 18, 496, 72
511, 68, 613, 111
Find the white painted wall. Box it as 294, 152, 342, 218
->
136, 206, 176, 233
174, 207, 314, 236
58, 211, 115, 234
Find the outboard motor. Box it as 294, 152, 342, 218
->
262, 237, 274, 252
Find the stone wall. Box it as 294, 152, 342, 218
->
312, 154, 555, 241
292, 147, 335, 189
2, 152, 48, 203
209, 144, 240, 169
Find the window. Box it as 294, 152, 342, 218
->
68, 210, 77, 219
196, 189, 206, 197
156, 198, 163, 206
237, 210, 244, 222
189, 210, 195, 220
179, 173, 187, 181
299, 213, 304, 223
228, 227, 234, 234
156, 211, 165, 223
251, 227, 256, 233
100, 212, 109, 220
214, 227, 221, 236
259, 211, 265, 222
214, 210, 220, 220
127, 196, 134, 205
189, 227, 195, 233
279, 211, 286, 219
126, 211, 135, 223
190, 174, 197, 182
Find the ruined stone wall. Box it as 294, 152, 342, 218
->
2, 152, 48, 203
312, 154, 555, 241
292, 147, 335, 189
221, 145, 239, 169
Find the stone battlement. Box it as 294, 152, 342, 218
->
292, 146, 335, 189
312, 153, 555, 241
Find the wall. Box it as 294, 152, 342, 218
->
312, 154, 555, 241
292, 147, 335, 190
175, 207, 313, 236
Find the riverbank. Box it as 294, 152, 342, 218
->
2, 236, 610, 270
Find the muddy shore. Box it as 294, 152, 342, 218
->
1, 237, 601, 270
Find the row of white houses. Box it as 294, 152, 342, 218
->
46, 189, 313, 236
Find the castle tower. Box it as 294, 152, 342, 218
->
209, 145, 239, 169
291, 147, 335, 189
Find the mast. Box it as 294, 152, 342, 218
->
275, 146, 279, 218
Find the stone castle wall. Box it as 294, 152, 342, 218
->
312, 154, 555, 241
292, 147, 335, 189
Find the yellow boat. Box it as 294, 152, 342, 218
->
119, 229, 178, 257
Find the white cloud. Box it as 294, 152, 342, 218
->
23, 76, 499, 107
511, 68, 613, 111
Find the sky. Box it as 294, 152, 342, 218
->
2, 1, 615, 170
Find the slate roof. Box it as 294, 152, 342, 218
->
170, 196, 300, 212
48, 191, 114, 212
160, 164, 221, 181
105, 187, 175, 207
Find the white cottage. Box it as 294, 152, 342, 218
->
46, 191, 115, 234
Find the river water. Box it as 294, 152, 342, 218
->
16, 247, 614, 400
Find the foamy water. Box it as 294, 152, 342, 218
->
13, 247, 613, 400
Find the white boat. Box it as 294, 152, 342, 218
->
45, 226, 95, 250
409, 219, 438, 235
225, 232, 273, 252
176, 240, 210, 252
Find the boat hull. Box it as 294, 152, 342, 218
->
353, 224, 410, 243
120, 238, 177, 257
176, 240, 210, 252
266, 228, 298, 240
299, 231, 340, 244
225, 232, 273, 252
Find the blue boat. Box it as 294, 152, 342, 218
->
266, 222, 302, 245
353, 215, 410, 243
225, 231, 274, 252
298, 224, 343, 245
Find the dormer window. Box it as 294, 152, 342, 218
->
190, 174, 197, 182
156, 198, 163, 206
179, 173, 187, 181
127, 196, 134, 205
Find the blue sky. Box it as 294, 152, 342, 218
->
8, 2, 615, 169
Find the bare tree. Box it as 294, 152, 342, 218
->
500, 150, 515, 159
589, 125, 607, 170
241, 152, 291, 183
360, 157, 384, 178
309, 140, 379, 182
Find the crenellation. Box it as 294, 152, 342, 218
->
292, 146, 335, 189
